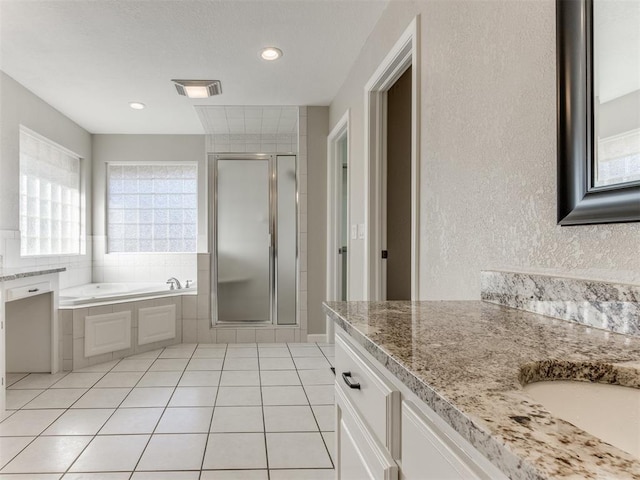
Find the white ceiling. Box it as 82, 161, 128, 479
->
195, 106, 298, 135
0, 0, 389, 134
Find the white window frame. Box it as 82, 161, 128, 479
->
19, 126, 84, 257
105, 161, 198, 254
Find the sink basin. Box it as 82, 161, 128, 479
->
524, 381, 640, 459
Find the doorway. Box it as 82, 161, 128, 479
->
210, 154, 297, 325
384, 66, 412, 300
326, 111, 350, 303
364, 17, 420, 301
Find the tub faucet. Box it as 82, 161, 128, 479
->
166, 277, 182, 290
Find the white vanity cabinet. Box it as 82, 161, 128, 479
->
335, 328, 508, 480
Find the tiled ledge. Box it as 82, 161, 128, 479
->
481, 270, 640, 336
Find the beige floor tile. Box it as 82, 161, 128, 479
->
155, 407, 213, 433
137, 371, 182, 387
216, 387, 262, 406
1, 435, 91, 473
266, 432, 332, 469
120, 387, 174, 408
23, 389, 87, 409
201, 471, 268, 480
261, 386, 308, 406
69, 435, 149, 472
270, 469, 335, 480
131, 472, 199, 480
322, 431, 335, 463
43, 409, 114, 435
168, 387, 217, 407
73, 360, 120, 372
192, 349, 226, 359
289, 347, 325, 358
258, 348, 291, 358
50, 373, 105, 389
223, 358, 259, 371
98, 408, 163, 435
63, 473, 130, 479
219, 370, 260, 386
293, 357, 331, 370
312, 405, 335, 432
224, 347, 258, 358
149, 358, 189, 371
304, 385, 334, 405
186, 358, 224, 370
110, 358, 155, 372
298, 369, 335, 386
0, 410, 64, 437
178, 371, 221, 387
136, 433, 206, 470
259, 370, 301, 386
6, 389, 44, 410
259, 358, 295, 370
202, 433, 266, 469
0, 436, 35, 468
8, 373, 68, 390
71, 388, 131, 409
264, 405, 318, 432
210, 406, 263, 433
93, 372, 144, 388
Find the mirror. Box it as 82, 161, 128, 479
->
557, 0, 640, 225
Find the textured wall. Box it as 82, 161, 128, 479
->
330, 0, 640, 301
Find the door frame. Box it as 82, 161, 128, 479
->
326, 110, 350, 302
363, 16, 420, 301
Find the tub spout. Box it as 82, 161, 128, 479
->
166, 277, 182, 290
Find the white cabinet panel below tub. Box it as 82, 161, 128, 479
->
138, 304, 176, 346
85, 311, 132, 357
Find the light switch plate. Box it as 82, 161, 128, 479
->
351, 225, 357, 240
357, 223, 365, 240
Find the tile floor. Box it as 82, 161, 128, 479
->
1, 342, 336, 480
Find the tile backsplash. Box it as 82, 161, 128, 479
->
481, 270, 640, 336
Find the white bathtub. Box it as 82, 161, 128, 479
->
59, 282, 194, 306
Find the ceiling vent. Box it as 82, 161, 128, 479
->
172, 80, 222, 98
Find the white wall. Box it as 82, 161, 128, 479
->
306, 107, 329, 334
92, 135, 206, 284
330, 0, 640, 301
0, 72, 93, 288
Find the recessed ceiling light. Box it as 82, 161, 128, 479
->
129, 102, 145, 110
172, 79, 222, 98
260, 47, 283, 61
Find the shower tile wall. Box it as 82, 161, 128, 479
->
192, 107, 309, 344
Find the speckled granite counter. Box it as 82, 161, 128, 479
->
0, 267, 66, 282
323, 301, 640, 480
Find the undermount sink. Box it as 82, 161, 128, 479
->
524, 381, 640, 459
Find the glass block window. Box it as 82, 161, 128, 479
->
19, 128, 82, 256
107, 164, 197, 253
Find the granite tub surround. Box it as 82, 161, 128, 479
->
481, 270, 640, 336
0, 266, 66, 282
323, 300, 640, 480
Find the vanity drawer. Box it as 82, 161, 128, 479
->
6, 281, 52, 301
401, 400, 498, 480
337, 385, 398, 480
336, 331, 400, 455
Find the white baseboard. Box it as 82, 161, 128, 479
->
306, 333, 328, 343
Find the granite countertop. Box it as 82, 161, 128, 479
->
323, 301, 640, 480
0, 266, 66, 282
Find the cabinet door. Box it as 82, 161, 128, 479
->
401, 401, 495, 480
337, 386, 398, 480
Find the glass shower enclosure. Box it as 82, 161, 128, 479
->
211, 154, 297, 325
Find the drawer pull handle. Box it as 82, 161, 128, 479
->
28, 288, 40, 293
342, 371, 360, 389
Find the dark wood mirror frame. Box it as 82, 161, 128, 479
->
557, 0, 640, 225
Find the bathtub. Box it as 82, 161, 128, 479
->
59, 282, 195, 306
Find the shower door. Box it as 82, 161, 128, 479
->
212, 154, 297, 325
214, 157, 272, 323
